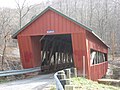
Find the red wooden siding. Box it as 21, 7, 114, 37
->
15, 7, 108, 80
90, 62, 108, 80
86, 31, 108, 53
17, 10, 86, 70
18, 36, 41, 68
72, 32, 89, 77
86, 31, 108, 80
31, 36, 41, 67
17, 36, 33, 68
18, 10, 83, 37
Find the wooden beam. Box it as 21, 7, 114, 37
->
49, 41, 56, 60
41, 39, 48, 61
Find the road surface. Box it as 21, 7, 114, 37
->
0, 74, 55, 90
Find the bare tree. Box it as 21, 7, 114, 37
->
15, 0, 34, 29
0, 8, 13, 70
89, 0, 94, 27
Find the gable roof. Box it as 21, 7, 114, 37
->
12, 6, 109, 48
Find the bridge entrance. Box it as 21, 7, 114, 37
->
40, 34, 74, 72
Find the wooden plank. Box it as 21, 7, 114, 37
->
60, 53, 62, 64
41, 39, 48, 60
64, 53, 67, 63
53, 53, 56, 64
49, 41, 56, 61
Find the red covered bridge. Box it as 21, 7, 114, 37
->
12, 6, 109, 80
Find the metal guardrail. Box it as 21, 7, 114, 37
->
54, 68, 77, 90
54, 72, 64, 90
0, 67, 41, 77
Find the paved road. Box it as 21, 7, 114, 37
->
0, 74, 55, 90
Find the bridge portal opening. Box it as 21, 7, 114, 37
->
40, 34, 74, 72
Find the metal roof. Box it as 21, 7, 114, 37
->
12, 6, 109, 48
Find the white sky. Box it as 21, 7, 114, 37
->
0, 0, 47, 8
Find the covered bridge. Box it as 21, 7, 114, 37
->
12, 6, 109, 80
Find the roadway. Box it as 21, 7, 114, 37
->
0, 73, 55, 90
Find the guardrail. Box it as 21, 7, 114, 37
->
54, 67, 77, 90
54, 72, 64, 90
0, 67, 41, 77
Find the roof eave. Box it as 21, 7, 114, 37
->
12, 6, 93, 39
12, 6, 109, 48
12, 6, 52, 39
91, 31, 110, 48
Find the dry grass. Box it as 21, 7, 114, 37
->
0, 78, 8, 83
71, 77, 120, 90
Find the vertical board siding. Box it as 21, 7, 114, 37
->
31, 36, 41, 67
86, 31, 108, 53
16, 8, 108, 80
86, 38, 91, 79
19, 10, 82, 36
17, 36, 33, 68
86, 31, 108, 80
72, 33, 80, 68
72, 32, 89, 76
18, 9, 87, 70
17, 36, 25, 67
90, 62, 108, 80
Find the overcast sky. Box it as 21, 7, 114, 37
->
0, 0, 47, 8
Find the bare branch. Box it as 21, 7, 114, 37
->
21, 0, 27, 10
112, 0, 120, 5
15, 0, 21, 10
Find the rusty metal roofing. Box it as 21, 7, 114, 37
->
12, 6, 109, 48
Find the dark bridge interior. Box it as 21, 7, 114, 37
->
40, 34, 74, 72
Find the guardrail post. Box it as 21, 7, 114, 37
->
64, 69, 71, 79
54, 68, 77, 90
65, 85, 74, 90
60, 79, 71, 89
57, 74, 66, 80
71, 68, 77, 78
57, 70, 65, 74
65, 85, 81, 90
57, 70, 66, 80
